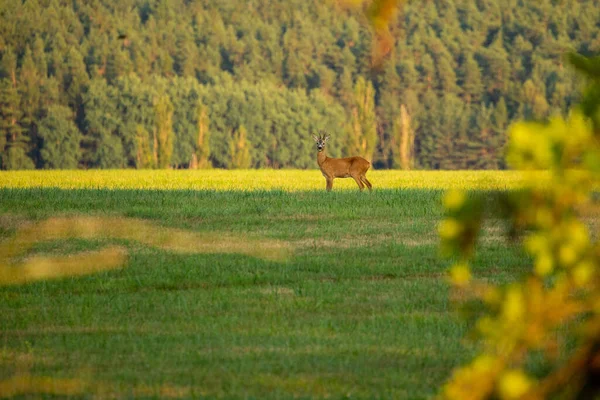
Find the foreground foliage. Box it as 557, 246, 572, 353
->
439, 54, 600, 399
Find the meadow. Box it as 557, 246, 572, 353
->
0, 169, 543, 191
0, 170, 531, 399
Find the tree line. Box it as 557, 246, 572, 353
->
0, 0, 598, 170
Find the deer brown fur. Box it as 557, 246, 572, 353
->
312, 131, 372, 192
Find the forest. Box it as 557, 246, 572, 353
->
0, 0, 599, 170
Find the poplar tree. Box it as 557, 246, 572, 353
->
348, 76, 377, 162
154, 95, 174, 169
394, 104, 414, 170
135, 125, 154, 169
195, 102, 211, 169
38, 105, 81, 169
229, 125, 251, 169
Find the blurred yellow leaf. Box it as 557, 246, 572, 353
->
0, 216, 290, 286
0, 246, 126, 285
0, 374, 87, 397
498, 370, 533, 400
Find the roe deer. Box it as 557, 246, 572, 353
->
312, 131, 372, 192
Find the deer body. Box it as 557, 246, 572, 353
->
313, 132, 372, 192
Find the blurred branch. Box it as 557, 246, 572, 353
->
439, 53, 600, 400
334, 0, 407, 67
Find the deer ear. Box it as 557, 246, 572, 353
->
324, 134, 331, 142
312, 134, 319, 142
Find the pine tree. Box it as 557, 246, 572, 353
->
420, 53, 435, 90
0, 46, 17, 86
478, 30, 511, 96
415, 89, 441, 169
522, 79, 550, 119
64, 48, 89, 108
18, 47, 42, 131
32, 37, 48, 78
82, 78, 125, 168
398, 58, 420, 92
318, 65, 337, 96
106, 47, 133, 83
0, 78, 34, 169
38, 105, 81, 169
460, 51, 483, 103
436, 54, 459, 94
0, 79, 17, 168
283, 51, 306, 88
491, 97, 508, 135
469, 103, 498, 169
174, 29, 197, 78
19, 47, 41, 121
335, 68, 354, 111
18, 46, 41, 165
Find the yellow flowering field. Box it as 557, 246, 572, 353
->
0, 169, 546, 191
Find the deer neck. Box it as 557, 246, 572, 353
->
317, 150, 328, 168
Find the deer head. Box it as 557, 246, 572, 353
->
311, 131, 330, 152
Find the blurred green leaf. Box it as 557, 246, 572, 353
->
568, 53, 600, 80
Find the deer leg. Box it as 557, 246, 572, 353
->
361, 175, 372, 191
326, 177, 334, 192
352, 175, 365, 191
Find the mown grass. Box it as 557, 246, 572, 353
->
0, 172, 530, 399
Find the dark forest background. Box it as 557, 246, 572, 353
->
0, 0, 599, 170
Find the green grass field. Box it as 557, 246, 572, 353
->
0, 171, 529, 399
